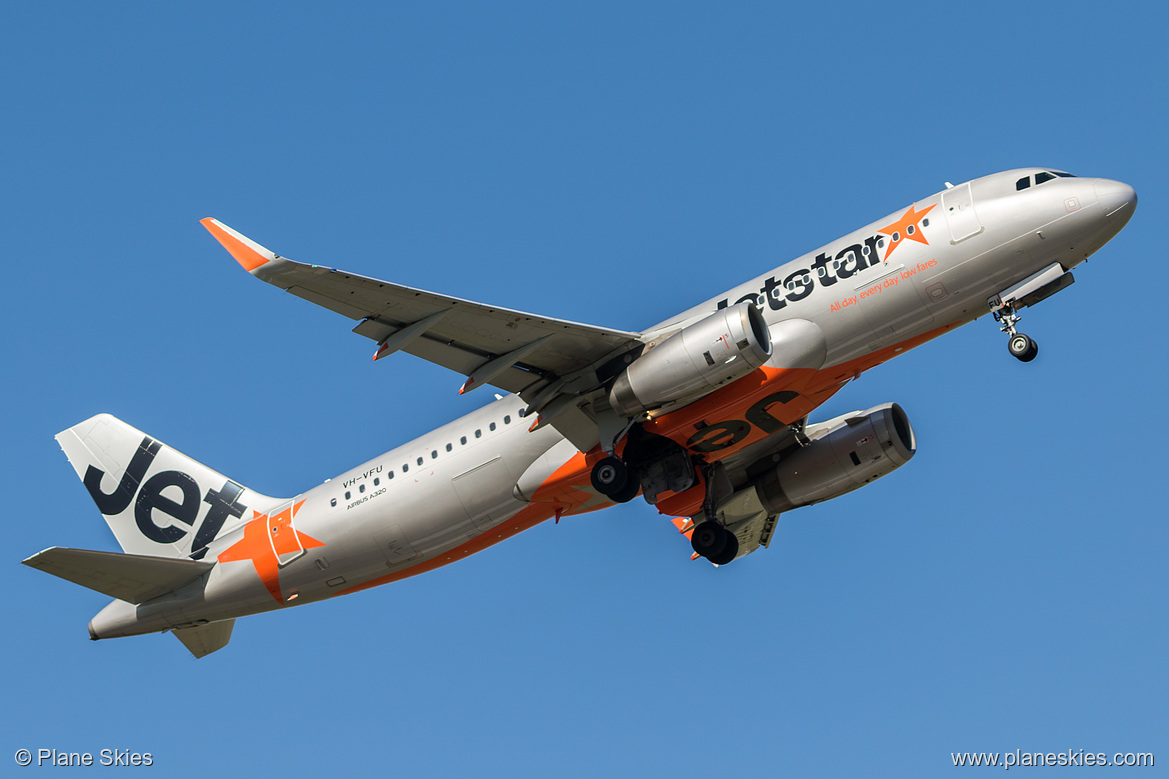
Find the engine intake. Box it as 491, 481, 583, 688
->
755, 403, 916, 513
609, 302, 771, 417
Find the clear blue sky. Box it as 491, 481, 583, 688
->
4, 2, 1165, 776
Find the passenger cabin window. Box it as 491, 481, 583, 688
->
402, 463, 409, 473
359, 484, 365, 493
431, 450, 438, 460
330, 498, 337, 507
460, 436, 467, 445
489, 422, 496, 431
374, 477, 380, 486
446, 443, 452, 452
417, 456, 423, 466
345, 491, 351, 499
504, 415, 511, 424
475, 429, 482, 438
1035, 171, 1056, 185
1016, 176, 1031, 190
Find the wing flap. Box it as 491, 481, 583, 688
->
23, 547, 213, 604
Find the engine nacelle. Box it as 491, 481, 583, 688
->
609, 302, 771, 417
755, 403, 916, 513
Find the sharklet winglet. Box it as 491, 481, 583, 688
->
200, 218, 278, 273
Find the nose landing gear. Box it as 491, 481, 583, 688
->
1008, 332, 1038, 362
993, 302, 1039, 362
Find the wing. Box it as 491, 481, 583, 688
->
202, 219, 645, 451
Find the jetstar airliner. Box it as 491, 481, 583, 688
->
24, 168, 1135, 657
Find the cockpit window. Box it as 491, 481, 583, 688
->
1052, 171, 1076, 178
1016, 176, 1031, 191
1035, 171, 1056, 185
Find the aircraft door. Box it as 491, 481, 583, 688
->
266, 501, 308, 567
941, 183, 983, 243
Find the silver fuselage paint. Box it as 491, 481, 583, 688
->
656, 170, 1131, 368
90, 169, 1135, 638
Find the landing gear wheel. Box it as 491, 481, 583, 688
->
590, 456, 628, 497
609, 474, 641, 504
691, 522, 739, 565
709, 531, 739, 566
1008, 333, 1038, 362
690, 521, 728, 560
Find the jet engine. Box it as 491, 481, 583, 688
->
755, 403, 916, 513
609, 301, 771, 417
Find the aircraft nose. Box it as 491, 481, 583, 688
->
1094, 178, 1137, 223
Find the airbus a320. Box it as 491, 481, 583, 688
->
24, 168, 1136, 657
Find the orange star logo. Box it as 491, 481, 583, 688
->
217, 500, 324, 604
878, 203, 935, 261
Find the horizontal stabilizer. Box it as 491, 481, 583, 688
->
22, 547, 213, 604
173, 620, 235, 659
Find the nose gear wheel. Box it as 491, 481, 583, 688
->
1008, 333, 1038, 362
993, 302, 1039, 362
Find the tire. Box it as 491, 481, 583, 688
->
609, 474, 641, 504
709, 531, 739, 566
1008, 334, 1038, 362
690, 521, 728, 560
590, 456, 628, 496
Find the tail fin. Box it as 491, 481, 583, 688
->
57, 414, 286, 559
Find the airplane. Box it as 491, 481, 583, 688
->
23, 168, 1136, 657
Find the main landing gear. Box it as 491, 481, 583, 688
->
590, 456, 640, 504
689, 521, 739, 566
993, 302, 1039, 363
588, 435, 738, 565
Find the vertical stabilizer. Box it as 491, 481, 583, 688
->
57, 414, 286, 559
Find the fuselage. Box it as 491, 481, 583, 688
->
89, 168, 1136, 639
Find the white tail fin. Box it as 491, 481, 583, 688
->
57, 414, 286, 559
